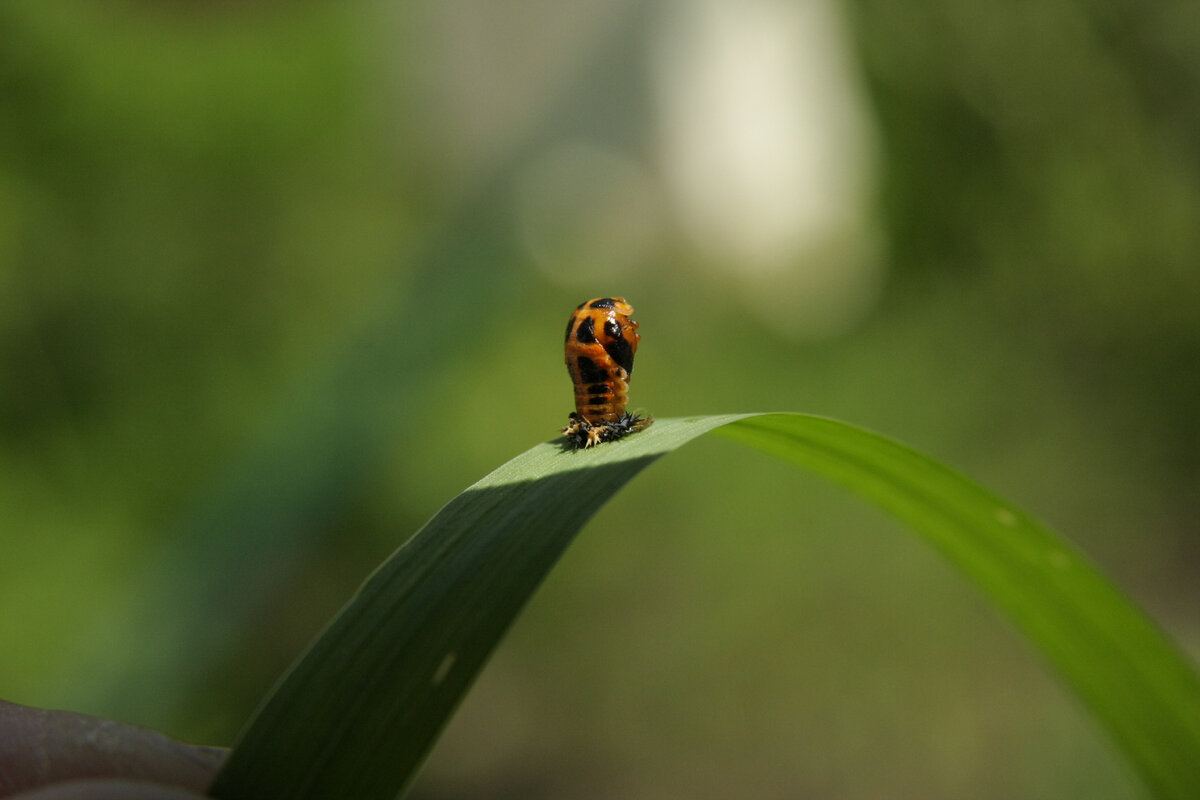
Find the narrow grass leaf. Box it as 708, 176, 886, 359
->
210, 413, 1200, 800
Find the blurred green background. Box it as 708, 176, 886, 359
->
2, 1, 1198, 798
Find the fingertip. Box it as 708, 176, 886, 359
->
8, 779, 211, 800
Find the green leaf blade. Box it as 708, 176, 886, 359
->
716, 414, 1200, 800
210, 414, 1200, 800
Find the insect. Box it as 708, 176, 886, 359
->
562, 296, 652, 448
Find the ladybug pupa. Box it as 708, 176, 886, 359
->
562, 297, 652, 449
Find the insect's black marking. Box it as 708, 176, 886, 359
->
588, 298, 616, 309
588, 383, 610, 397
603, 336, 634, 375
575, 356, 608, 385
574, 316, 597, 344
564, 317, 576, 343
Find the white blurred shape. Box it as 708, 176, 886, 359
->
655, 0, 882, 338
515, 142, 662, 285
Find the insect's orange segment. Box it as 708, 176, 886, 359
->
562, 297, 651, 449
564, 297, 639, 424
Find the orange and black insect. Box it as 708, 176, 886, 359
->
562, 297, 652, 448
